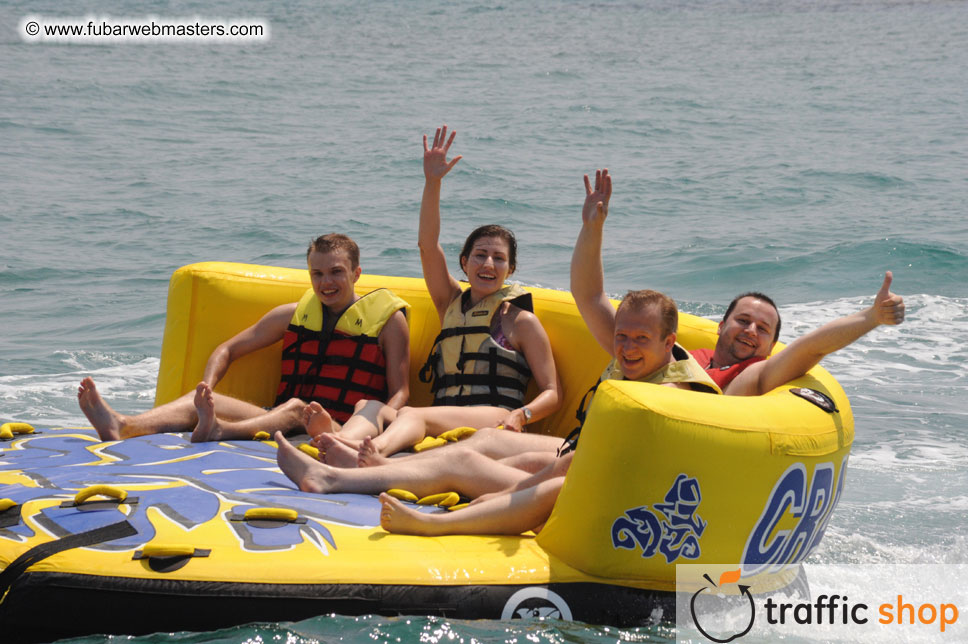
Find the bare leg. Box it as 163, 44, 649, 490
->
78, 377, 273, 440
275, 433, 531, 499
362, 406, 512, 458
358, 426, 564, 468
337, 400, 398, 442
378, 476, 565, 536
190, 396, 307, 443
455, 427, 564, 460
497, 450, 558, 474
77, 377, 127, 441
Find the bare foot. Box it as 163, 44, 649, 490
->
275, 432, 335, 494
303, 402, 338, 438
358, 436, 391, 467
190, 383, 221, 443
77, 377, 126, 441
379, 493, 444, 536
316, 433, 361, 468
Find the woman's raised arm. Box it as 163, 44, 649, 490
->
418, 124, 464, 320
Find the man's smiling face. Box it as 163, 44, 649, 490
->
308, 248, 360, 311
715, 296, 779, 365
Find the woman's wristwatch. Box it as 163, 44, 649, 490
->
521, 406, 532, 424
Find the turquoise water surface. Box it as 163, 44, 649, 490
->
2, 1, 967, 642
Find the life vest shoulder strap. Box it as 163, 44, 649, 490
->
290, 288, 409, 336
335, 288, 410, 336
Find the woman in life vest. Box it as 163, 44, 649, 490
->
311, 124, 561, 466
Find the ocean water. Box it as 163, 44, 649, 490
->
2, 0, 966, 642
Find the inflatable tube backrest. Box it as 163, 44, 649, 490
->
157, 263, 438, 412
536, 373, 853, 585
155, 262, 844, 442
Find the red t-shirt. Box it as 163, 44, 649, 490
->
690, 348, 766, 390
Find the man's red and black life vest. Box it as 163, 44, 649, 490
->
274, 288, 409, 422
690, 347, 765, 391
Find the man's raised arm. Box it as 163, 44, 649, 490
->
570, 168, 617, 354
731, 272, 905, 395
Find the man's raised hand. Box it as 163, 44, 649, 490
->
423, 124, 462, 181
582, 168, 611, 226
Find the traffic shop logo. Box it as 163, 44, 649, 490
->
689, 569, 755, 643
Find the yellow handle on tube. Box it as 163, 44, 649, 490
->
243, 507, 299, 522
297, 443, 320, 459
74, 484, 128, 505
0, 422, 34, 435
142, 543, 197, 558
417, 492, 461, 507
386, 489, 418, 502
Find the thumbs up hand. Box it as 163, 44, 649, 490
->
872, 271, 905, 326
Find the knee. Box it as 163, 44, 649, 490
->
451, 446, 486, 466
551, 452, 573, 476
355, 398, 387, 414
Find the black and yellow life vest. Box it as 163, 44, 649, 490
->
418, 284, 534, 410
275, 288, 409, 422
559, 344, 721, 455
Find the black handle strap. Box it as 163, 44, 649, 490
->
0, 519, 137, 604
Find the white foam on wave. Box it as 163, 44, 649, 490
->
54, 349, 143, 371
849, 439, 968, 471
857, 495, 968, 514
814, 526, 968, 566
0, 355, 159, 426
777, 293, 968, 386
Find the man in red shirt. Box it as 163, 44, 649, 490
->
690, 279, 903, 396
582, 167, 905, 397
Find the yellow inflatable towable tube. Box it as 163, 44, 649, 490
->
0, 262, 852, 640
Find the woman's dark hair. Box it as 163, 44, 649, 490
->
459, 224, 517, 275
